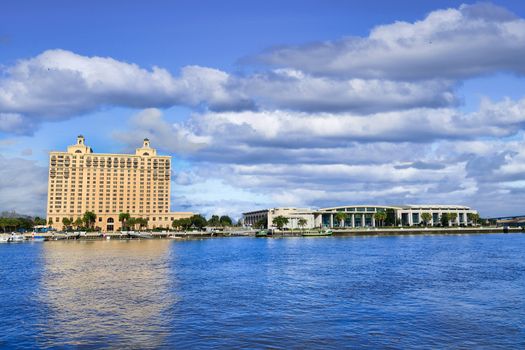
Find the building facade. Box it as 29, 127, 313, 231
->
242, 208, 316, 230
243, 205, 478, 229
47, 136, 193, 231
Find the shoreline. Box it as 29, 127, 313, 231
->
5, 226, 522, 242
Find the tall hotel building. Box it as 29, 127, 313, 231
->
47, 136, 192, 231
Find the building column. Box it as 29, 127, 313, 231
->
351, 214, 355, 228
408, 212, 413, 226
329, 214, 334, 228
361, 214, 365, 227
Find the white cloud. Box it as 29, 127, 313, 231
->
0, 155, 48, 216
256, 3, 525, 80
0, 50, 253, 133
113, 108, 210, 154
114, 105, 525, 217
238, 69, 457, 113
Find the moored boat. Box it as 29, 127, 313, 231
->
10, 233, 25, 242
255, 230, 269, 237
301, 229, 333, 237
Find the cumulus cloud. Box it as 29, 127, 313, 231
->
178, 96, 525, 152
113, 108, 209, 154
0, 155, 48, 215
255, 3, 525, 80
0, 113, 34, 134
0, 50, 253, 133
238, 69, 457, 113
114, 101, 525, 217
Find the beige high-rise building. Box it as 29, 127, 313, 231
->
47, 135, 193, 231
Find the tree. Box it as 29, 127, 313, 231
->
127, 217, 136, 230
421, 212, 432, 226
254, 219, 267, 229
440, 213, 450, 227
467, 213, 480, 226
219, 215, 233, 227
74, 217, 84, 230
34, 217, 47, 226
449, 213, 458, 226
190, 215, 207, 230
298, 218, 307, 231
272, 216, 289, 230
119, 212, 131, 231
207, 215, 220, 227
83, 211, 97, 229
334, 212, 348, 228
0, 218, 8, 232
374, 211, 387, 227
137, 218, 148, 230
62, 217, 72, 230
385, 209, 397, 226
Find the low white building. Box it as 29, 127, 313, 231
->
243, 204, 478, 229
242, 208, 316, 229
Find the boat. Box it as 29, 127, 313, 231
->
10, 233, 26, 242
0, 234, 10, 243
301, 229, 333, 237
129, 231, 153, 239
255, 230, 269, 237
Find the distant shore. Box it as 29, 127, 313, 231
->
4, 226, 521, 242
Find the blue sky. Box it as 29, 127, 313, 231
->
1, 1, 525, 218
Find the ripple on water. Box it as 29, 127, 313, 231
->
0, 235, 524, 348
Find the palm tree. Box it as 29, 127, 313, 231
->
421, 212, 432, 226
467, 213, 480, 226
334, 212, 347, 228
298, 218, 307, 232
138, 218, 148, 231
449, 213, 458, 226
83, 211, 97, 230
374, 212, 387, 227
74, 217, 83, 230
62, 217, 72, 230
119, 212, 130, 231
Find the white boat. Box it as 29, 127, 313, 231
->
0, 234, 9, 243
10, 233, 25, 242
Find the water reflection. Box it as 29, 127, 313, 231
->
38, 240, 176, 348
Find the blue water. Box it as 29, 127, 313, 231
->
1, 234, 524, 349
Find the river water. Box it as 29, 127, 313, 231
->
1, 234, 524, 349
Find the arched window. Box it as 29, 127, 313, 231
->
75, 150, 82, 153
107, 218, 114, 223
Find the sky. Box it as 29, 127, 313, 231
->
1, 0, 525, 218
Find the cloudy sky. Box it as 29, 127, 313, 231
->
1, 0, 524, 218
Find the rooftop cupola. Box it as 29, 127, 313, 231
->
136, 137, 157, 156
68, 134, 92, 154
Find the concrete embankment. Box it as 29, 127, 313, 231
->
22, 230, 255, 240
332, 226, 522, 236
21, 227, 522, 241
